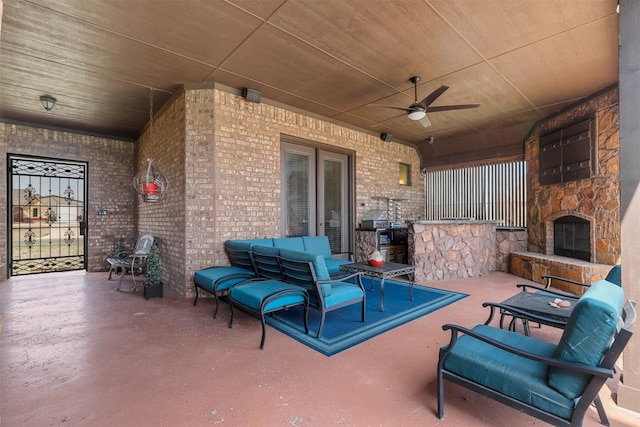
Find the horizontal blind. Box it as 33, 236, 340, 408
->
424, 160, 526, 228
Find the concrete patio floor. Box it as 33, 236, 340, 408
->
1, 270, 638, 426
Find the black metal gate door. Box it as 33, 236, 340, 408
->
8, 155, 87, 276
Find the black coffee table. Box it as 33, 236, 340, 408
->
499, 291, 576, 335
340, 261, 415, 311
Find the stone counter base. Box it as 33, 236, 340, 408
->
410, 222, 496, 282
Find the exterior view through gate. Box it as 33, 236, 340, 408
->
8, 155, 87, 276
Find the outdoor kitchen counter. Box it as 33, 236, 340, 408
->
408, 220, 498, 282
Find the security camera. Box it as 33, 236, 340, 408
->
421, 167, 428, 176
428, 136, 434, 145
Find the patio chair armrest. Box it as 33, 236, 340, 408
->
318, 271, 366, 292
440, 323, 614, 378
317, 271, 363, 284
540, 275, 590, 289
481, 302, 568, 329
113, 249, 129, 258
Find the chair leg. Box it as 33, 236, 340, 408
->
228, 301, 235, 328
303, 305, 309, 334
593, 395, 610, 426
317, 312, 326, 338
193, 286, 199, 306
523, 319, 530, 336
130, 268, 138, 292
114, 270, 125, 291
437, 367, 445, 419
259, 314, 267, 350
213, 295, 220, 319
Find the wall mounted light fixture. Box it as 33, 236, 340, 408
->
380, 133, 393, 142
242, 87, 261, 103
40, 95, 57, 111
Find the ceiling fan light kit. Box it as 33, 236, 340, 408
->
407, 110, 426, 120
368, 75, 479, 128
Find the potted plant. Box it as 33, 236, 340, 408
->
143, 241, 163, 299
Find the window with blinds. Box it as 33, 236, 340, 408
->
424, 159, 527, 228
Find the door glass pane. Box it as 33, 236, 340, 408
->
323, 158, 342, 253
284, 151, 310, 237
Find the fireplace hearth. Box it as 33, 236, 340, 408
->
554, 215, 590, 261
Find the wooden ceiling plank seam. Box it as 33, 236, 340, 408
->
426, 0, 540, 112
19, 0, 222, 71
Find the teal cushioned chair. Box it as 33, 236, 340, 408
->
228, 278, 308, 349
437, 280, 635, 427
302, 235, 353, 276
250, 245, 283, 280
193, 240, 257, 318
277, 248, 366, 338
273, 237, 305, 251
226, 243, 310, 349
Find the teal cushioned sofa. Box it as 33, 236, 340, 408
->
227, 235, 352, 276
437, 279, 635, 427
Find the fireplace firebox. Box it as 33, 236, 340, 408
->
554, 215, 590, 261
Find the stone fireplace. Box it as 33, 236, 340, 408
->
510, 86, 620, 289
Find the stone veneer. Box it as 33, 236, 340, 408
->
510, 251, 613, 295
495, 228, 528, 271
524, 86, 620, 265
409, 221, 497, 281
354, 226, 526, 276
509, 86, 620, 291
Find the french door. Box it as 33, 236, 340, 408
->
281, 142, 351, 255
8, 155, 87, 276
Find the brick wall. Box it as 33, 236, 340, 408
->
0, 122, 136, 280
171, 89, 424, 296
524, 87, 620, 265
1, 86, 424, 293
134, 91, 187, 295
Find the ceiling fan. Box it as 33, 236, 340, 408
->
369, 76, 480, 127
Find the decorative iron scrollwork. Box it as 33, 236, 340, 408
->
64, 186, 75, 204
64, 229, 75, 246
24, 184, 37, 203
24, 230, 36, 247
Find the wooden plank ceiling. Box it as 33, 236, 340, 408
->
0, 0, 619, 166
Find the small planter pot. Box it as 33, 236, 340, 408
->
144, 283, 163, 300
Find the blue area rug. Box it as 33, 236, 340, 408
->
265, 278, 467, 356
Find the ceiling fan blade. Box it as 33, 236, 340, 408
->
416, 85, 449, 109
418, 115, 432, 128
426, 103, 480, 113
